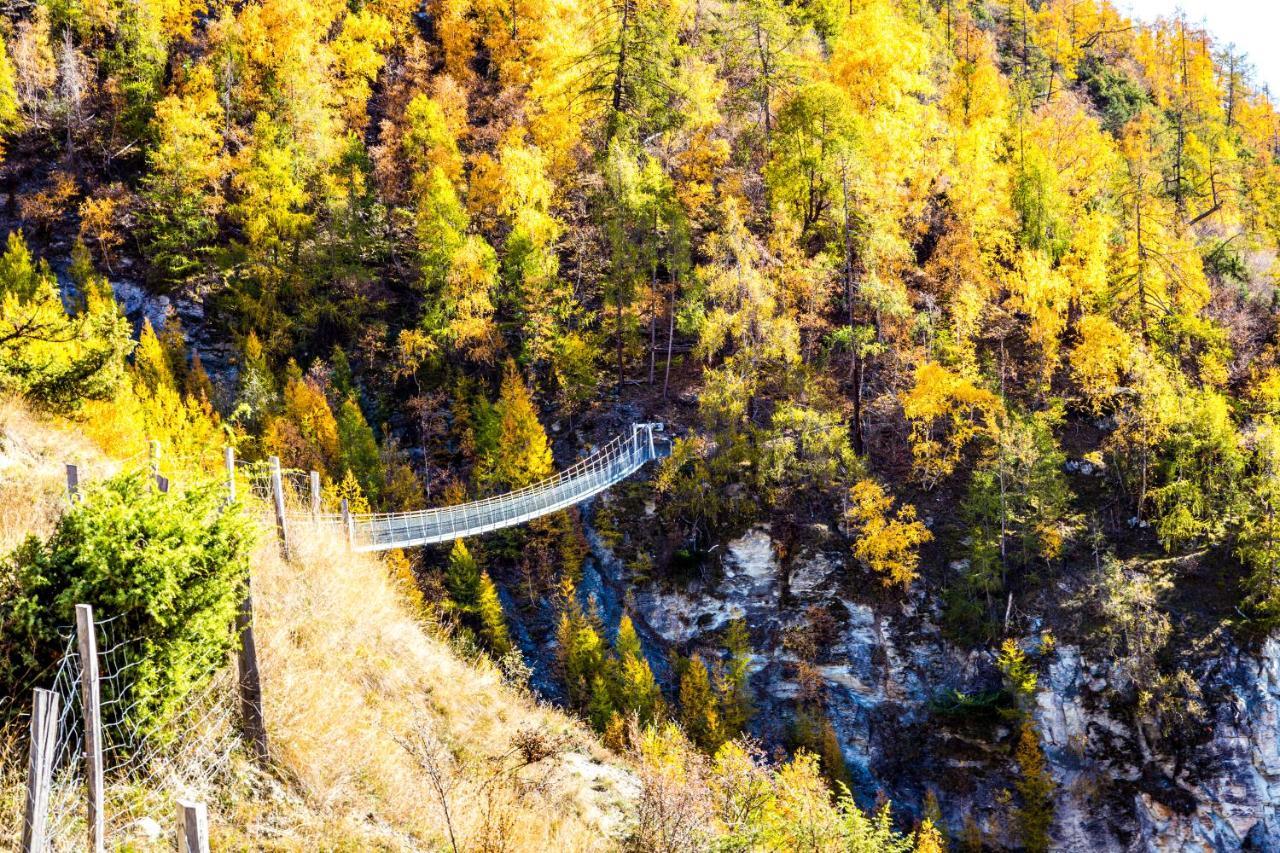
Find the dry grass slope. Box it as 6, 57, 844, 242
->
0, 400, 136, 552
245, 528, 637, 850
0, 398, 637, 851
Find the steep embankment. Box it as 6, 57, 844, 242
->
0, 399, 637, 850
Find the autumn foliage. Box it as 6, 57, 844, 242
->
3, 0, 1280, 842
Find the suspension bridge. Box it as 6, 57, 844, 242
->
295, 422, 669, 552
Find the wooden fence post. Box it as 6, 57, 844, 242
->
148, 440, 160, 479
224, 446, 236, 503
176, 799, 210, 853
268, 456, 290, 561
309, 471, 321, 522
76, 605, 105, 853
22, 688, 58, 853
65, 464, 79, 503
236, 589, 269, 763
341, 498, 353, 550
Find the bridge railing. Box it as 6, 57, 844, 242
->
297, 423, 668, 551
363, 423, 660, 521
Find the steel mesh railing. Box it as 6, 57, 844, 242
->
294, 423, 667, 552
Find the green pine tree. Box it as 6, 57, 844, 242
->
793, 706, 851, 790
679, 655, 723, 752
816, 714, 851, 790
0, 232, 132, 409
236, 330, 278, 433
158, 310, 190, 388
476, 571, 513, 656
719, 616, 754, 738
329, 346, 355, 400
477, 359, 553, 492
445, 539, 482, 612
588, 673, 617, 732
556, 601, 607, 710
615, 615, 662, 724
616, 613, 643, 660
337, 395, 384, 506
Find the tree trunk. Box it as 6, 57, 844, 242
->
616, 296, 625, 398
663, 277, 675, 400
648, 254, 658, 385
1136, 176, 1149, 343
852, 350, 864, 456
606, 0, 633, 144
842, 162, 864, 456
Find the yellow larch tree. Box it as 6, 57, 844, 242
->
901, 361, 1003, 489
1111, 109, 1210, 341
265, 370, 342, 477
1069, 314, 1132, 410
930, 11, 1013, 371
846, 478, 932, 588
477, 360, 554, 491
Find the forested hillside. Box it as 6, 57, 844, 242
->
2, 0, 1280, 847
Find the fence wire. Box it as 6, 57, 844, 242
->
233, 456, 285, 505
42, 631, 83, 848
29, 610, 243, 850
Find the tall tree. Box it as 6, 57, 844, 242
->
0, 232, 131, 409
678, 655, 722, 753
477, 360, 554, 491
138, 68, 225, 285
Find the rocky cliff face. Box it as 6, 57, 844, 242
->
50, 251, 242, 398
578, 518, 1280, 852
1037, 636, 1280, 851
1046, 636, 1280, 852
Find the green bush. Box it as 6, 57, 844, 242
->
1078, 55, 1150, 132
0, 471, 256, 738
929, 689, 1009, 720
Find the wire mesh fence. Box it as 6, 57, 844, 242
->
233, 456, 277, 505
21, 610, 243, 851
41, 633, 82, 848
63, 443, 194, 506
